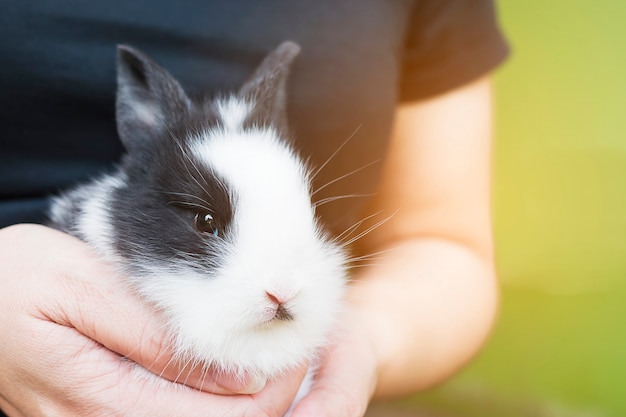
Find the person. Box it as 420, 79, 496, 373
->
0, 0, 509, 416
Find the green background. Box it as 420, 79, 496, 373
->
376, 1, 626, 416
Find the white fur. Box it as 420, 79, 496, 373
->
50, 173, 125, 260
134, 97, 347, 379
215, 98, 251, 131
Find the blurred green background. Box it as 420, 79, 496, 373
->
371, 1, 626, 416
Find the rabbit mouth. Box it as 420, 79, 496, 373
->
261, 303, 294, 323
273, 304, 294, 321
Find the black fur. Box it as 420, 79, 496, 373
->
111, 47, 235, 274
110, 135, 234, 274
50, 42, 301, 278
239, 41, 300, 136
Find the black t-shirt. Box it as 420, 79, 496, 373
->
0, 0, 509, 232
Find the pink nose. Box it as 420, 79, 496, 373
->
265, 291, 286, 305
265, 291, 295, 321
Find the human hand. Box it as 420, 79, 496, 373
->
289, 316, 379, 417
0, 224, 306, 416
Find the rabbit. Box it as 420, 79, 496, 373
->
48, 41, 347, 412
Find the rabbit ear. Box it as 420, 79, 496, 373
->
239, 41, 301, 133
116, 45, 190, 151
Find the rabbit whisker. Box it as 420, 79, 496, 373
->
312, 193, 375, 209
309, 124, 362, 181
166, 127, 216, 201
340, 210, 397, 247
162, 191, 214, 209
311, 158, 380, 197
333, 210, 385, 244
166, 200, 213, 213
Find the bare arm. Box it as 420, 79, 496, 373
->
353, 75, 498, 397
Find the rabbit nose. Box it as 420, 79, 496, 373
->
265, 291, 287, 306
265, 291, 295, 321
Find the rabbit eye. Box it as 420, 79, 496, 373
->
194, 212, 220, 237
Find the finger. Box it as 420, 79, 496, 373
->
251, 363, 310, 417
14, 224, 254, 394
123, 362, 309, 417
290, 337, 377, 417
0, 400, 28, 417
12, 302, 304, 417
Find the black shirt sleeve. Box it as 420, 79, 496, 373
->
400, 0, 510, 101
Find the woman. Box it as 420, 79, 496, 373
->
0, 1, 508, 415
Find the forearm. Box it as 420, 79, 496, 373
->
342, 77, 498, 397
348, 236, 498, 398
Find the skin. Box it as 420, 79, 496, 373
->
0, 75, 496, 417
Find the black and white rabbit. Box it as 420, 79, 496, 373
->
48, 41, 347, 408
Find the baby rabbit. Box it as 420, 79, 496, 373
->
48, 41, 347, 407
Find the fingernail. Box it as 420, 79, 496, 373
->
237, 375, 267, 394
